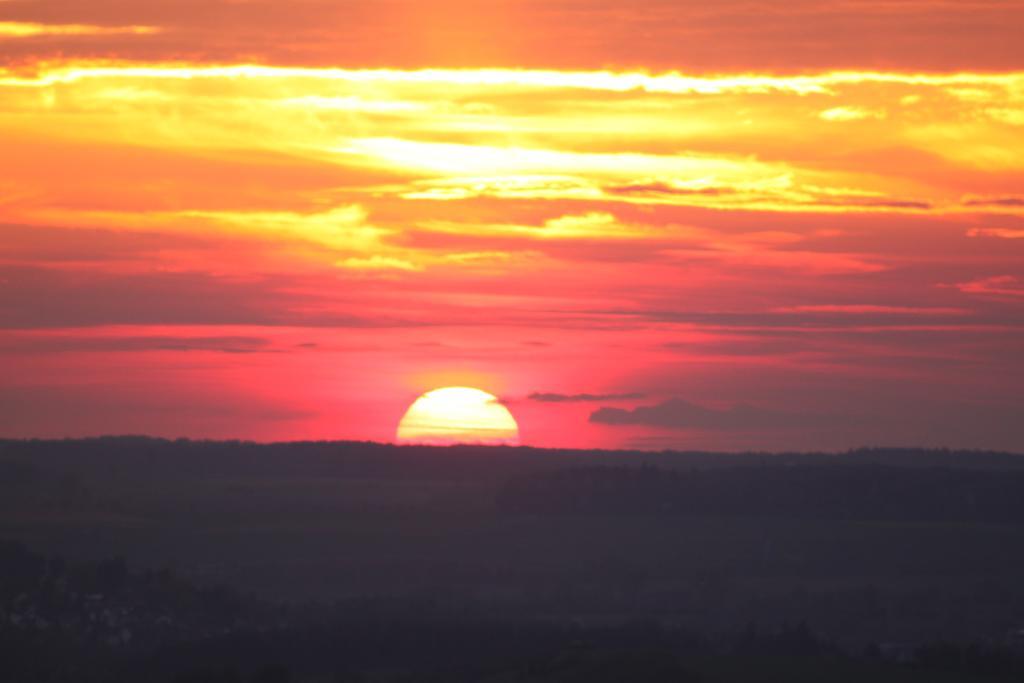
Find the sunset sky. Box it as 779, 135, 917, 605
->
1, 0, 1022, 451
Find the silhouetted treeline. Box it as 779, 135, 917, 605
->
497, 464, 1024, 523
2, 437, 1022, 485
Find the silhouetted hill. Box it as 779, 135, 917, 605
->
497, 464, 1024, 523
6, 437, 1024, 661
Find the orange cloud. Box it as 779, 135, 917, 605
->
967, 227, 1024, 239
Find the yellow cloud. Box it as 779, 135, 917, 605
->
819, 106, 886, 122
985, 108, 1024, 126
5, 63, 1021, 94
1, 59, 1022, 258
419, 212, 648, 241
337, 255, 423, 271
0, 22, 160, 38
181, 206, 389, 251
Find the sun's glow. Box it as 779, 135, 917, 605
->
396, 387, 520, 446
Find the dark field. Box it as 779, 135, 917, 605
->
4, 438, 1024, 681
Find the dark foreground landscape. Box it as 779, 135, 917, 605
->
5, 438, 1024, 682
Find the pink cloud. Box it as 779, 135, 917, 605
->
954, 275, 1024, 298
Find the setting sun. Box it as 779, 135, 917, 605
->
396, 387, 519, 446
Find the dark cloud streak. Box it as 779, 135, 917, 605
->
0, 265, 423, 329
0, 334, 274, 354
591, 397, 810, 431
529, 391, 645, 403
964, 197, 1024, 208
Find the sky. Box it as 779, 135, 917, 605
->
1, 0, 1023, 451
